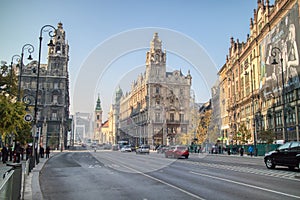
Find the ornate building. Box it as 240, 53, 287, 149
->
219, 0, 300, 145
118, 33, 192, 146
21, 22, 70, 149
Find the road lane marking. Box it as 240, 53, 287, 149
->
190, 171, 300, 199
102, 154, 205, 200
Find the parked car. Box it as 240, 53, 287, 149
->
112, 144, 119, 151
136, 145, 150, 154
156, 145, 169, 154
165, 145, 189, 159
264, 141, 300, 170
129, 144, 136, 152
120, 145, 132, 152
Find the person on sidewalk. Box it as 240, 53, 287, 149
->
46, 146, 50, 158
40, 146, 45, 158
1, 144, 8, 164
240, 147, 244, 156
248, 146, 253, 157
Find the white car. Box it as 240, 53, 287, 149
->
120, 145, 132, 152
136, 145, 150, 154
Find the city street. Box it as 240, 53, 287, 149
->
40, 150, 300, 200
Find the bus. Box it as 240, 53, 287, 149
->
117, 140, 129, 149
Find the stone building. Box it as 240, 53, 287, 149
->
218, 0, 300, 145
94, 95, 102, 143
21, 22, 70, 149
118, 33, 192, 146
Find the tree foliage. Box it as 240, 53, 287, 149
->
236, 123, 252, 144
258, 129, 275, 144
196, 110, 211, 144
0, 63, 32, 144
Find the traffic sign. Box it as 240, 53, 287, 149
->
24, 114, 33, 122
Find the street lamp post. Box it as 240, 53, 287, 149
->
32, 25, 56, 166
10, 55, 21, 94
271, 47, 287, 142
18, 44, 34, 101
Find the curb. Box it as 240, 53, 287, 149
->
26, 153, 58, 200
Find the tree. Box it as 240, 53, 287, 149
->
196, 110, 211, 144
236, 123, 251, 144
258, 129, 275, 144
0, 63, 32, 144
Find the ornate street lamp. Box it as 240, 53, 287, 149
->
10, 55, 21, 95
32, 24, 56, 166
18, 44, 34, 101
271, 47, 287, 142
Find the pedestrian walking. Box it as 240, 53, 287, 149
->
248, 146, 253, 157
26, 144, 32, 160
8, 145, 13, 161
46, 146, 50, 158
40, 146, 45, 158
1, 144, 8, 164
240, 147, 244, 156
15, 142, 21, 163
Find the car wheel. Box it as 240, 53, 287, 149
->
185, 155, 189, 159
265, 157, 275, 169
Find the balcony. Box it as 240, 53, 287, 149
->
166, 120, 189, 125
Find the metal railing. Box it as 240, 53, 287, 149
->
0, 163, 22, 200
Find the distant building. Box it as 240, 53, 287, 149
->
74, 112, 93, 144
21, 22, 70, 150
94, 95, 102, 143
118, 33, 192, 146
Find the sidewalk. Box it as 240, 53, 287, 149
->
0, 152, 57, 200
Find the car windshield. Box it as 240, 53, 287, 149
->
278, 142, 291, 150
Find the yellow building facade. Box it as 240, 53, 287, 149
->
219, 0, 300, 145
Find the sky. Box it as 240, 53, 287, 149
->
0, 0, 274, 119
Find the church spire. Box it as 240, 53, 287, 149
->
95, 94, 102, 111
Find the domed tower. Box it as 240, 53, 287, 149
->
94, 95, 103, 143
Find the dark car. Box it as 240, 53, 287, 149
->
264, 141, 300, 170
165, 145, 189, 159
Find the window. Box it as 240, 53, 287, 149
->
53, 95, 58, 104
156, 87, 160, 93
275, 112, 282, 126
54, 82, 59, 89
156, 99, 160, 105
97, 114, 100, 120
155, 113, 161, 122
170, 113, 174, 122
180, 114, 184, 122
52, 112, 57, 120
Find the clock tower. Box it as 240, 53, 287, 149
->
145, 33, 166, 83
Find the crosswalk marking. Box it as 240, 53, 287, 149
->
179, 159, 299, 181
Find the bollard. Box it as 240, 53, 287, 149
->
6, 163, 22, 200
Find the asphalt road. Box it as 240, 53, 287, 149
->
40, 150, 300, 200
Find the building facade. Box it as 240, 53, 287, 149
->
118, 33, 192, 146
21, 22, 70, 150
219, 0, 300, 145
